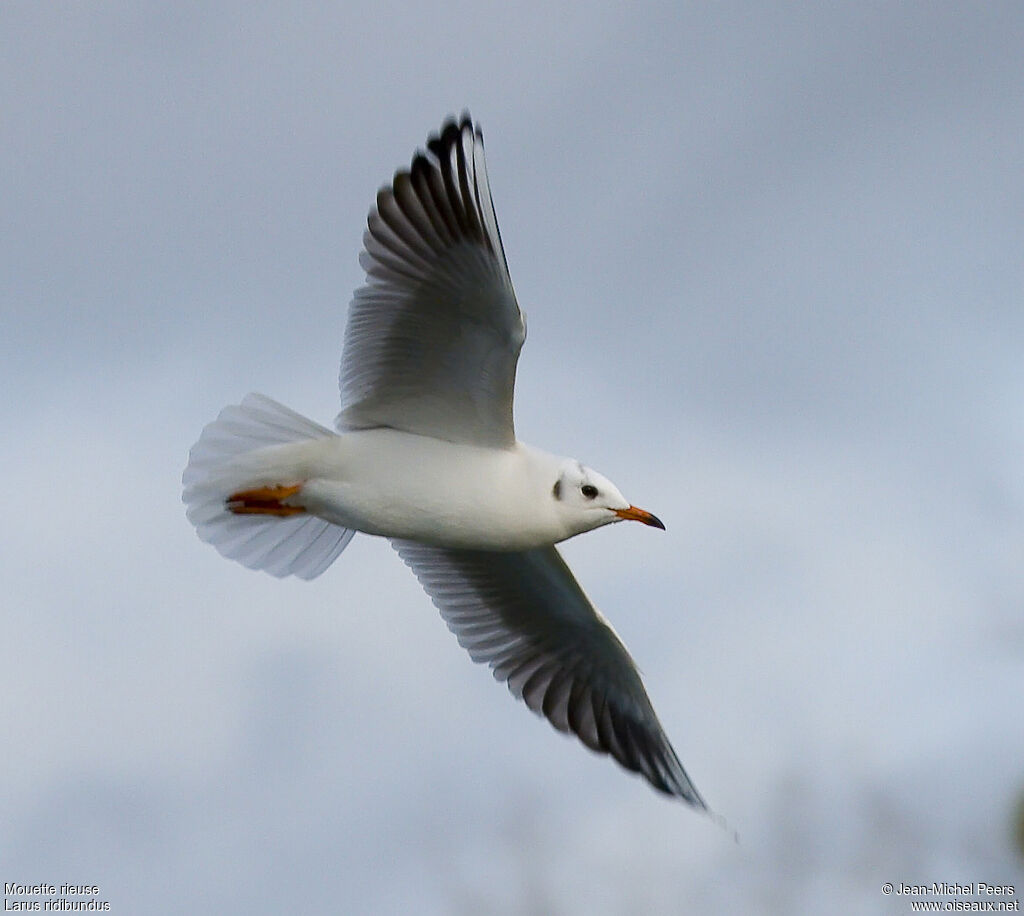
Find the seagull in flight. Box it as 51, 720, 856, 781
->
183, 114, 708, 810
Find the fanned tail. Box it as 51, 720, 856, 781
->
182, 393, 354, 579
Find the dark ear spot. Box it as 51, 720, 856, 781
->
552, 479, 562, 500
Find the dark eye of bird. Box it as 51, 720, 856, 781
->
581, 484, 598, 499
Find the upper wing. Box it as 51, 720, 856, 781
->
337, 114, 525, 448
392, 540, 707, 808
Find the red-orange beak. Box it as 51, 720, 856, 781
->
614, 505, 666, 530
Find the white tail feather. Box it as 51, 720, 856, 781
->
183, 393, 354, 579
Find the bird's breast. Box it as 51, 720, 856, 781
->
299, 430, 564, 550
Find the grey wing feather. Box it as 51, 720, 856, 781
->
338, 114, 525, 447
392, 540, 707, 808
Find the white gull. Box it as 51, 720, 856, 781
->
183, 114, 707, 810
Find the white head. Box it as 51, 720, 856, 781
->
551, 458, 665, 538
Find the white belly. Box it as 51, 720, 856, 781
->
296, 430, 566, 550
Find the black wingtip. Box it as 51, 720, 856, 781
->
428, 116, 463, 155
429, 112, 478, 142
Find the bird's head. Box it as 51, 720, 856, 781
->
551, 459, 665, 537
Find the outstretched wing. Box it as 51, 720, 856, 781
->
392, 540, 707, 807
337, 114, 525, 448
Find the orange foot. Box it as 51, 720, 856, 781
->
226, 483, 306, 516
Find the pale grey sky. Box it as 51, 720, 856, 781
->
2, 2, 1022, 913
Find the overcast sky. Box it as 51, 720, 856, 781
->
2, 3, 1022, 913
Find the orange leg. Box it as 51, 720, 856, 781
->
226, 483, 306, 516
